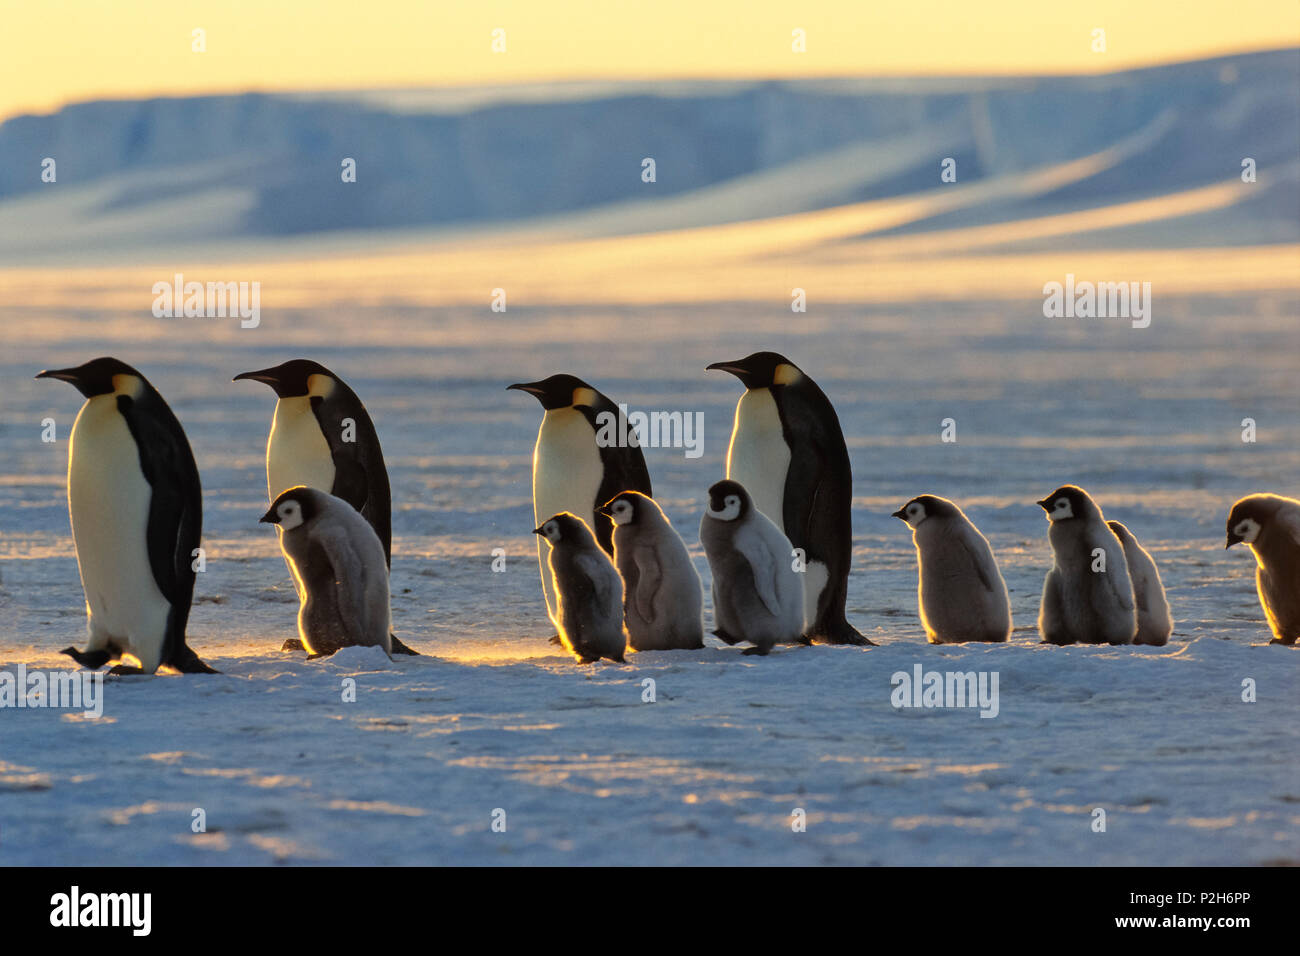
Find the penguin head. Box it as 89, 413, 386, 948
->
234, 359, 336, 399
600, 491, 652, 527
705, 479, 750, 522
508, 374, 599, 411
261, 486, 324, 532
891, 494, 957, 529
706, 352, 802, 390
533, 511, 594, 546
36, 357, 144, 399
1037, 485, 1096, 523
1225, 496, 1271, 547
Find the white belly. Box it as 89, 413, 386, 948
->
726, 388, 790, 531
68, 395, 172, 660
267, 397, 335, 499
533, 408, 604, 624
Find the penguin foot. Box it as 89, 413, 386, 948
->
742, 645, 772, 657
390, 634, 420, 656
811, 619, 875, 646
107, 664, 145, 676
170, 646, 220, 674
281, 639, 306, 652
712, 629, 742, 646
61, 647, 111, 669
548, 634, 562, 645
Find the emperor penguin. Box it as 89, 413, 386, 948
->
234, 359, 417, 655
707, 352, 869, 645
36, 357, 217, 674
508, 374, 652, 631
599, 491, 705, 651
892, 495, 1011, 643
535, 512, 627, 664
260, 486, 393, 658
1106, 520, 1173, 646
1225, 493, 1300, 645
1037, 485, 1137, 645
698, 479, 805, 656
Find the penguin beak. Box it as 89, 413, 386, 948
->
35, 367, 81, 384
890, 509, 907, 520
532, 526, 545, 536
1225, 533, 1239, 549
597, 504, 613, 517
1036, 498, 1052, 511
508, 382, 545, 395
233, 368, 279, 386
259, 506, 279, 524
705, 361, 748, 378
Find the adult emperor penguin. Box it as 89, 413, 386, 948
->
260, 487, 393, 658
600, 491, 705, 651
707, 352, 870, 646
892, 495, 1011, 643
1037, 485, 1137, 645
36, 357, 217, 674
1107, 520, 1173, 646
699, 480, 805, 656
233, 359, 417, 655
535, 512, 627, 664
509, 374, 652, 631
1225, 493, 1300, 645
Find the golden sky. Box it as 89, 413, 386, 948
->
1, 0, 1296, 121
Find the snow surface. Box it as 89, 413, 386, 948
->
1, 290, 1297, 866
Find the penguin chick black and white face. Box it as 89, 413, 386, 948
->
507, 374, 598, 411
1224, 498, 1268, 547
533, 511, 591, 546
705, 479, 749, 522
891, 495, 956, 529
600, 493, 639, 527
36, 356, 145, 399
233, 359, 336, 400
706, 351, 803, 390
260, 487, 321, 532
1037, 485, 1094, 523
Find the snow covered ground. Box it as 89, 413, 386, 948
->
1, 286, 1297, 865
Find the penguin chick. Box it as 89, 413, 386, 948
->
600, 491, 704, 651
536, 512, 627, 663
1225, 493, 1300, 645
261, 487, 393, 658
1036, 485, 1136, 645
1107, 520, 1173, 646
36, 357, 217, 675
892, 495, 1011, 643
698, 479, 805, 656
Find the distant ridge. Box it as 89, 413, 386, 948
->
0, 49, 1294, 248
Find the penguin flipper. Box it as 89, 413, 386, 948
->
389, 633, 420, 655
62, 647, 111, 669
